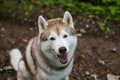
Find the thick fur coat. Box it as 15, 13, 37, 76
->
10, 11, 78, 80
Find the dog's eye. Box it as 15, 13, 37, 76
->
50, 37, 55, 40
63, 35, 68, 38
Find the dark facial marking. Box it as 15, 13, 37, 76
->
40, 32, 48, 41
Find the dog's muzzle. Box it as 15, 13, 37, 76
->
57, 47, 68, 64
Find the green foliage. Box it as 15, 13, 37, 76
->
79, 0, 120, 23
21, 0, 29, 4
0, 0, 14, 13
42, 1, 55, 8
0, 0, 120, 24
1, 0, 35, 14
97, 22, 110, 33
18, 4, 35, 13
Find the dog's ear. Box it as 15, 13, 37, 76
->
38, 16, 48, 32
63, 11, 74, 29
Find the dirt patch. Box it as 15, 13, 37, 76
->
0, 15, 120, 80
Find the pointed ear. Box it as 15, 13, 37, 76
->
63, 11, 74, 29
38, 16, 48, 32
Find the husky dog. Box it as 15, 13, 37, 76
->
10, 11, 78, 80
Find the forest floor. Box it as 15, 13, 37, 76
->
0, 14, 120, 80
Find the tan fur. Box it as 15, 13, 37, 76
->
10, 11, 78, 80
40, 19, 75, 41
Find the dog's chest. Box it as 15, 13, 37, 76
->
37, 66, 71, 80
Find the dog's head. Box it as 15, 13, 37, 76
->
38, 11, 78, 67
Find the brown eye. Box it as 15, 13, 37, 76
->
50, 37, 55, 40
63, 35, 68, 38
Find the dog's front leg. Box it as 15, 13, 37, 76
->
17, 71, 26, 80
61, 76, 69, 80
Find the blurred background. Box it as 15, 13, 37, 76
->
0, 0, 120, 80
0, 0, 120, 23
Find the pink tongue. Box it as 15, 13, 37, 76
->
58, 54, 68, 64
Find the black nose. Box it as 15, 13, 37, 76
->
59, 47, 66, 54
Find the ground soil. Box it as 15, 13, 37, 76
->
0, 14, 120, 80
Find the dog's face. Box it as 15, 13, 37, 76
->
38, 11, 77, 67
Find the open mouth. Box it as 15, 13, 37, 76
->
57, 53, 68, 64
51, 49, 68, 64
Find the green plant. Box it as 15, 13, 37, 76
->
0, 0, 14, 13
97, 22, 110, 33
0, 0, 120, 25
18, 4, 35, 13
